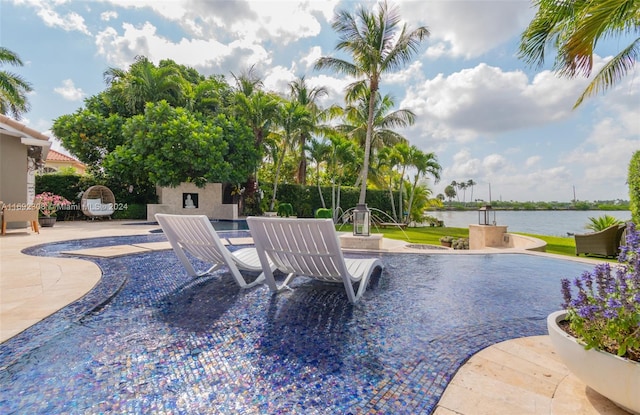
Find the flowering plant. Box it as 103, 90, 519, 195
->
561, 221, 639, 362
35, 192, 71, 217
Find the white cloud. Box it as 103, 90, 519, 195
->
449, 148, 482, 177
101, 0, 337, 44
101, 11, 118, 21
54, 79, 85, 101
401, 63, 589, 147
300, 46, 323, 72
483, 153, 508, 173
22, 0, 92, 35
94, 21, 271, 74
399, 0, 534, 59
386, 61, 424, 85
263, 65, 297, 95
525, 156, 541, 167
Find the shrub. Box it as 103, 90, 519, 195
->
452, 238, 469, 250
315, 208, 332, 219
277, 203, 294, 217
585, 214, 624, 231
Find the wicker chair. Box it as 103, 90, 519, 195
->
1, 198, 41, 235
574, 224, 626, 258
81, 185, 116, 219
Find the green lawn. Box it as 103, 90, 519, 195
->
336, 224, 617, 262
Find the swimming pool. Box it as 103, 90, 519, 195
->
0, 233, 593, 414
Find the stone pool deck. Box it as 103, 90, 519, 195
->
0, 220, 626, 414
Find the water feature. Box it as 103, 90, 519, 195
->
430, 210, 631, 236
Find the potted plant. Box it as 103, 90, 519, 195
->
35, 192, 71, 227
547, 221, 639, 414
439, 236, 454, 247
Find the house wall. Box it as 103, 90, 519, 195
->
44, 160, 86, 175
0, 133, 28, 204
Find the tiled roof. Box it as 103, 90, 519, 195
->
46, 149, 80, 162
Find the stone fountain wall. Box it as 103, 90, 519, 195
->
146, 183, 237, 221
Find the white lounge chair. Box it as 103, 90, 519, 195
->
155, 214, 273, 289
247, 217, 383, 304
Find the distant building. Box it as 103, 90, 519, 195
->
44, 149, 86, 175
0, 114, 51, 205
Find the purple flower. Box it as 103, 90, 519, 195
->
560, 221, 639, 358
603, 308, 618, 319
577, 304, 598, 320
607, 297, 622, 309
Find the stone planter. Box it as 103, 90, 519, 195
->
547, 310, 640, 414
38, 216, 57, 227
440, 241, 452, 248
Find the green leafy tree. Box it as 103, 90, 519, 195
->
52, 110, 125, 169
0, 47, 32, 119
315, 0, 429, 205
105, 101, 256, 188
519, 0, 640, 108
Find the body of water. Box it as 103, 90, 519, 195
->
431, 210, 631, 237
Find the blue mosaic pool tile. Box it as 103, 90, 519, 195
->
0, 236, 594, 414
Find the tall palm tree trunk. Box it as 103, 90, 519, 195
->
359, 87, 377, 205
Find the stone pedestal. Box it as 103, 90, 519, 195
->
469, 224, 508, 249
339, 233, 383, 250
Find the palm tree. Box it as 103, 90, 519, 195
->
307, 137, 332, 208
289, 76, 328, 184
336, 91, 414, 202
231, 65, 263, 97
231, 69, 280, 208
339, 92, 414, 153
315, 0, 429, 205
268, 100, 312, 210
444, 185, 456, 207
467, 179, 477, 205
104, 56, 187, 115
406, 149, 441, 223
0, 47, 32, 119
326, 133, 360, 221
519, 0, 640, 108
394, 142, 412, 222
374, 146, 402, 221
450, 181, 460, 203
233, 90, 280, 151
458, 181, 468, 205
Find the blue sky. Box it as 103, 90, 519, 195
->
2, 0, 638, 202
